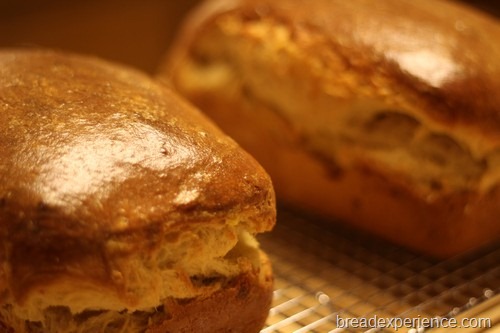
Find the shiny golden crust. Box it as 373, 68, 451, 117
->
166, 0, 500, 140
0, 49, 274, 234
0, 49, 275, 330
164, 0, 500, 256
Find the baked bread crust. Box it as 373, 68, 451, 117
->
147, 252, 273, 333
0, 252, 273, 333
164, 0, 500, 257
0, 49, 275, 332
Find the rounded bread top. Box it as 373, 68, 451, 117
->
177, 0, 500, 140
0, 49, 275, 239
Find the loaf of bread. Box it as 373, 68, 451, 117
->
163, 0, 500, 257
0, 49, 275, 332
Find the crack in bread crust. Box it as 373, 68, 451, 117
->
164, 0, 500, 256
0, 252, 273, 333
173, 14, 500, 197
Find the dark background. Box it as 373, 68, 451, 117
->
0, 0, 199, 73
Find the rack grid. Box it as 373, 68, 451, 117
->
260, 210, 500, 332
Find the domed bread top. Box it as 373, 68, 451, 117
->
167, 0, 500, 142
0, 49, 274, 237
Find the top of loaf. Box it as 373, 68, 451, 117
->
0, 49, 275, 237
170, 0, 500, 140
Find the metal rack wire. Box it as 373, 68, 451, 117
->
260, 210, 500, 332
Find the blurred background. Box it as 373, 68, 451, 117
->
0, 0, 497, 75
0, 0, 199, 73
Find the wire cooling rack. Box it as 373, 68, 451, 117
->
260, 210, 500, 333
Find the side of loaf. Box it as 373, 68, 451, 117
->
163, 0, 500, 257
0, 49, 275, 332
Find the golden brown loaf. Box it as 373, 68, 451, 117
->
0, 49, 275, 332
163, 0, 500, 257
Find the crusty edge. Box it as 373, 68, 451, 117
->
147, 251, 273, 333
0, 252, 273, 333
